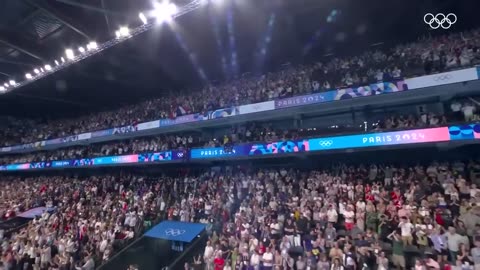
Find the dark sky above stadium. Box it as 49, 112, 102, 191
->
0, 0, 477, 117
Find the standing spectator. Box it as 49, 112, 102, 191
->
389, 230, 406, 270
446, 226, 464, 263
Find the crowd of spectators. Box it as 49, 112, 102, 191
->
193, 160, 480, 270
0, 173, 189, 270
1, 29, 480, 147
1, 158, 480, 270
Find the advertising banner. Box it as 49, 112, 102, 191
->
248, 139, 310, 155
238, 101, 275, 115
77, 133, 92, 140
62, 135, 79, 143
190, 146, 247, 159
158, 114, 207, 127
210, 106, 240, 119
1, 124, 480, 171
447, 123, 480, 140
308, 127, 451, 151
137, 120, 160, 131
0, 146, 11, 153
46, 133, 91, 145
138, 152, 173, 162
113, 124, 138, 135
91, 128, 114, 138
275, 81, 407, 109
190, 139, 311, 159
405, 68, 478, 90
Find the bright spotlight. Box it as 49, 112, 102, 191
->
151, 1, 178, 23
61, 57, 65, 63
65, 49, 75, 60
115, 30, 121, 38
0, 86, 5, 92
86, 41, 98, 50
34, 69, 40, 74
3, 83, 8, 87
45, 65, 52, 71
40, 68, 44, 72
55, 60, 60, 66
9, 80, 16, 86
78, 47, 85, 53
139, 12, 148, 24
25, 73, 33, 79
119, 26, 130, 37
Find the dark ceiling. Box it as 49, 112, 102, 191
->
0, 0, 478, 118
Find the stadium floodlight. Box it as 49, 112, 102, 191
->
45, 65, 52, 71
0, 86, 5, 92
78, 46, 86, 53
9, 80, 16, 86
25, 73, 33, 79
119, 26, 130, 37
139, 12, 148, 24
34, 69, 40, 74
86, 41, 98, 50
55, 60, 60, 66
151, 1, 178, 23
65, 49, 75, 60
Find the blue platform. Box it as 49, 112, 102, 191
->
144, 221, 206, 243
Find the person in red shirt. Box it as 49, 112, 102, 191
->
213, 256, 224, 270
167, 207, 174, 220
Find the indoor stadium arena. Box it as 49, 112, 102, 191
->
0, 0, 479, 269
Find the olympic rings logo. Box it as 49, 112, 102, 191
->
165, 228, 186, 236
433, 74, 453, 81
318, 140, 333, 147
424, 13, 457, 29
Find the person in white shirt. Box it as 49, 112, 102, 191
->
343, 206, 355, 231
203, 241, 214, 270
376, 251, 389, 270
327, 205, 338, 224
129, 213, 137, 228
398, 217, 414, 245
392, 66, 402, 78
470, 184, 480, 198
262, 248, 274, 270
99, 238, 109, 254
269, 220, 281, 239
462, 102, 476, 122
356, 199, 366, 213
76, 254, 95, 270
250, 251, 260, 268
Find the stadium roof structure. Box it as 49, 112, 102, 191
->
0, 0, 477, 117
